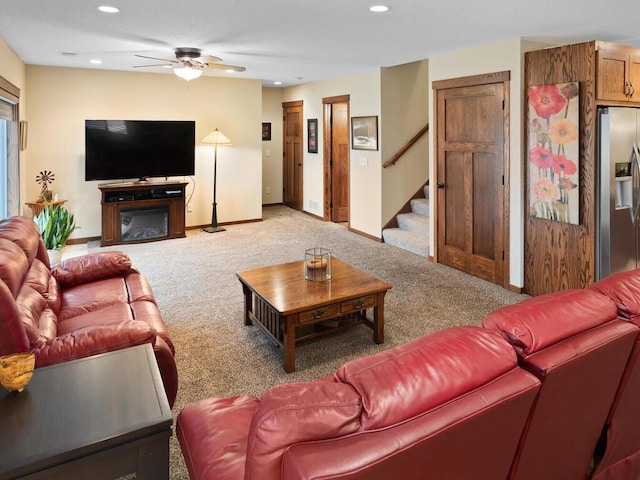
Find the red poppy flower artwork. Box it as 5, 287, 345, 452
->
529, 84, 567, 119
529, 146, 555, 169
528, 81, 580, 225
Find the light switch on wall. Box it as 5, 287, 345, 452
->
359, 157, 368, 167
266, 149, 271, 157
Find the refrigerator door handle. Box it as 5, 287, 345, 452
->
633, 144, 640, 225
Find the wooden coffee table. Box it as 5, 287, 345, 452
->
237, 257, 392, 372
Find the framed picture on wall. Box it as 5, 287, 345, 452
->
262, 122, 271, 141
351, 116, 378, 151
308, 119, 318, 153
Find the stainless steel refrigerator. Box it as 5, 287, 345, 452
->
596, 107, 640, 280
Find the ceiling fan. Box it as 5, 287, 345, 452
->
134, 47, 246, 81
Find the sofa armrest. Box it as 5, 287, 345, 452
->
178, 396, 260, 480
51, 251, 132, 287
32, 320, 156, 367
153, 336, 178, 408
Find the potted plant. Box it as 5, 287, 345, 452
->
33, 204, 76, 265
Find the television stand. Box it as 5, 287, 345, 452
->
99, 181, 187, 246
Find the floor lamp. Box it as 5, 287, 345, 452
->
201, 129, 232, 233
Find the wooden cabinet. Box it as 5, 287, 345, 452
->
631, 53, 640, 102
99, 182, 186, 246
597, 42, 640, 103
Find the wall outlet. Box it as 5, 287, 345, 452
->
187, 203, 193, 212
266, 186, 271, 194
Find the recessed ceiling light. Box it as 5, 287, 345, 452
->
370, 5, 389, 12
273, 81, 282, 85
225, 69, 236, 73
89, 59, 102, 64
97, 5, 119, 13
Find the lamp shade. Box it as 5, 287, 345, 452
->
201, 129, 232, 146
174, 66, 203, 81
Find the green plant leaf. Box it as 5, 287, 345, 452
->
33, 204, 76, 250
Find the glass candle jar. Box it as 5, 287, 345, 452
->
305, 247, 332, 282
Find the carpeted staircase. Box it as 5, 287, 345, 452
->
382, 185, 429, 257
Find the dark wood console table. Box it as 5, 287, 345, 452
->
0, 344, 172, 480
99, 181, 187, 246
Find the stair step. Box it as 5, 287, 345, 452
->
382, 228, 429, 257
397, 212, 429, 235
410, 198, 429, 217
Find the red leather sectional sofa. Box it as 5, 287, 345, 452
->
0, 215, 178, 407
178, 270, 640, 480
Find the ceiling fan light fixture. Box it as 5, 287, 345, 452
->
174, 66, 203, 81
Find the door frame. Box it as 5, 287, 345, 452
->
432, 71, 511, 288
322, 94, 350, 222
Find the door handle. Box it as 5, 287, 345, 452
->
436, 182, 445, 189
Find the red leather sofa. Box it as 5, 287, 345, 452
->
177, 270, 640, 480
178, 326, 541, 480
482, 288, 638, 480
0, 215, 178, 407
589, 269, 640, 480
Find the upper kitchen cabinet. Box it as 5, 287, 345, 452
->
596, 42, 640, 103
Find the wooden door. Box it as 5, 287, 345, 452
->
323, 95, 350, 222
434, 73, 508, 286
283, 101, 303, 210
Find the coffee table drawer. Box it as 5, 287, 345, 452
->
298, 304, 339, 324
340, 295, 376, 314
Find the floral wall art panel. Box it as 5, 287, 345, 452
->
528, 82, 580, 225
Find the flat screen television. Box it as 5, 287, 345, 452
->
85, 120, 196, 181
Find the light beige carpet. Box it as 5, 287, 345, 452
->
84, 205, 528, 479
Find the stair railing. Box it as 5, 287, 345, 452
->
382, 123, 429, 168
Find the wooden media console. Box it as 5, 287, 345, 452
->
99, 181, 187, 246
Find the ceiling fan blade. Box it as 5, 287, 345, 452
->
134, 54, 176, 63
133, 64, 172, 68
197, 55, 223, 64
203, 63, 246, 72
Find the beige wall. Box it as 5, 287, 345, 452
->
262, 87, 284, 204
381, 60, 429, 225
25, 65, 263, 239
0, 37, 28, 214
281, 63, 429, 238
284, 71, 382, 238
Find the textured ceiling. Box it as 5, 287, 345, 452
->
1, 0, 639, 87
